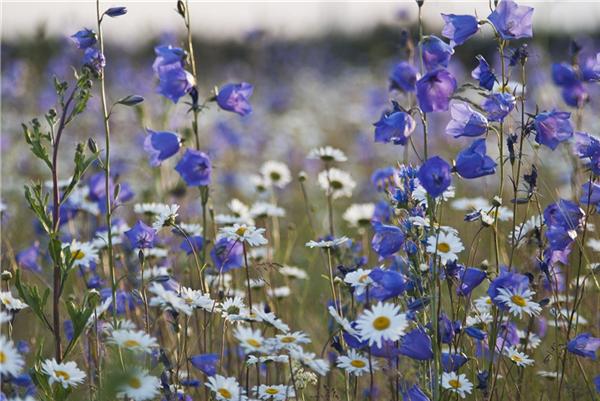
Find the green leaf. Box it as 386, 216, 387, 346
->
14, 270, 53, 332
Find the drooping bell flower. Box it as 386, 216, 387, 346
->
153, 45, 186, 75
482, 92, 515, 122
567, 333, 600, 360
190, 353, 219, 375
580, 182, 600, 210
417, 156, 452, 198
552, 63, 579, 86
373, 102, 416, 145
421, 35, 454, 71
472, 55, 496, 90
543, 199, 584, 251
368, 268, 407, 300
399, 327, 433, 360
216, 82, 253, 116
446, 102, 488, 138
143, 130, 181, 167
487, 0, 534, 40
400, 384, 431, 401
441, 14, 479, 47
157, 67, 195, 103
83, 48, 105, 75
454, 139, 497, 179
210, 237, 243, 273
180, 235, 204, 255
125, 221, 157, 249
441, 352, 468, 372
560, 82, 588, 108
416, 68, 457, 112
533, 110, 573, 150
438, 313, 460, 344
389, 61, 418, 92
456, 267, 487, 296
581, 53, 600, 82
371, 222, 404, 259
70, 28, 97, 49
175, 149, 212, 187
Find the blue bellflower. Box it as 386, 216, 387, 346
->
175, 149, 212, 187
482, 92, 515, 121
567, 333, 600, 360
488, 0, 534, 40
371, 221, 405, 259
533, 110, 573, 150
83, 48, 106, 75
143, 130, 181, 167
472, 55, 496, 90
374, 102, 416, 145
400, 384, 431, 401
454, 138, 497, 179
70, 28, 97, 49
216, 83, 254, 116
446, 102, 488, 138
441, 14, 480, 47
211, 237, 243, 272
421, 36, 454, 71
190, 353, 219, 375
157, 67, 195, 103
417, 156, 452, 198
399, 328, 433, 360
416, 68, 457, 112
125, 221, 157, 249
389, 61, 418, 92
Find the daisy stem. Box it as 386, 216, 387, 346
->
326, 248, 339, 314
139, 250, 150, 334
242, 242, 254, 312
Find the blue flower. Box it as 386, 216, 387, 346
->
374, 102, 416, 145
488, 268, 530, 307
216, 83, 254, 116
567, 333, 600, 360
446, 102, 488, 138
70, 28, 97, 49
125, 221, 157, 249
455, 138, 497, 179
210, 237, 243, 273
417, 156, 452, 198
552, 63, 579, 86
421, 36, 454, 71
441, 352, 468, 372
488, 0, 534, 40
399, 327, 433, 360
104, 6, 127, 17
416, 68, 457, 113
389, 61, 418, 92
143, 130, 181, 167
400, 384, 431, 401
153, 45, 186, 75
157, 67, 195, 103
441, 14, 479, 47
190, 353, 219, 376
371, 221, 405, 259
175, 149, 212, 187
83, 48, 105, 75
581, 182, 600, 210
533, 110, 573, 150
472, 55, 496, 90
16, 242, 41, 272
180, 235, 204, 255
482, 92, 515, 122
543, 199, 583, 251
456, 267, 487, 296
368, 268, 407, 300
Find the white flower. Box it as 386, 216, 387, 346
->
267, 286, 291, 299
307, 146, 347, 162
0, 311, 12, 324
0, 336, 24, 376
305, 236, 349, 248
510, 215, 543, 246
64, 240, 99, 268
180, 287, 216, 311
318, 168, 356, 199
343, 203, 375, 227
148, 283, 192, 316
275, 331, 311, 350
41, 359, 86, 389
328, 305, 358, 336
473, 296, 493, 312
466, 311, 493, 326
253, 308, 290, 332
220, 296, 249, 323
118, 370, 160, 401
279, 265, 307, 280
235, 326, 265, 354
220, 224, 268, 247
255, 384, 295, 401
139, 265, 170, 281
336, 349, 377, 376
505, 347, 534, 367
260, 161, 292, 189
516, 329, 541, 349
69, 185, 101, 215
86, 298, 113, 328
426, 231, 464, 264
0, 292, 28, 311
413, 184, 455, 205
537, 370, 559, 379
586, 238, 600, 252
134, 247, 168, 259
206, 375, 245, 401
289, 349, 330, 376
494, 287, 542, 318
344, 268, 373, 296
109, 329, 158, 353
441, 371, 473, 399
356, 302, 408, 347
178, 222, 203, 236
249, 202, 285, 219
451, 197, 490, 211
151, 204, 179, 231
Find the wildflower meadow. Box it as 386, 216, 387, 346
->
2, 1, 600, 400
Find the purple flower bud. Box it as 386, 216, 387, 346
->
104, 6, 127, 17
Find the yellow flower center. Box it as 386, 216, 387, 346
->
511, 294, 527, 307
486, 297, 492, 305
270, 172, 281, 181
0, 351, 6, 363
0, 298, 8, 306
55, 370, 71, 381
218, 388, 233, 399
350, 359, 366, 368
437, 242, 450, 253
235, 226, 247, 236
358, 274, 370, 283
330, 180, 343, 190
265, 388, 279, 395
448, 379, 460, 389
123, 339, 141, 348
73, 250, 85, 260
280, 336, 296, 343
247, 338, 261, 348
372, 316, 391, 331
511, 354, 523, 363
128, 377, 142, 389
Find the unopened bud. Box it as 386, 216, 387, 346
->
87, 138, 98, 154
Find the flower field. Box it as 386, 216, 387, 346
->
1, 1, 600, 401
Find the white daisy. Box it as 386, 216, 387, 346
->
328, 305, 358, 336
235, 326, 265, 354
148, 283, 192, 316
473, 296, 493, 312
0, 335, 24, 376
307, 146, 347, 162
255, 384, 295, 401
267, 286, 291, 299
109, 329, 158, 354
510, 215, 543, 246
0, 292, 28, 311
151, 204, 180, 231
466, 311, 493, 326
41, 359, 86, 389
279, 265, 308, 280
441, 371, 473, 398
426, 231, 464, 264
219, 224, 268, 247
249, 202, 285, 219
118, 370, 160, 401
517, 329, 541, 349
64, 240, 99, 268
505, 347, 534, 367
178, 222, 203, 236
260, 161, 292, 189
451, 197, 490, 211
305, 236, 349, 248
413, 184, 455, 205
69, 185, 101, 215
220, 296, 249, 323
537, 370, 559, 379
318, 168, 356, 199
344, 268, 373, 296
343, 203, 375, 227
253, 308, 290, 332
138, 265, 171, 281
206, 375, 245, 401
275, 331, 311, 350
586, 238, 600, 252
336, 349, 377, 376
289, 349, 330, 376
249, 174, 269, 193
494, 287, 542, 318
180, 287, 216, 311
356, 302, 408, 347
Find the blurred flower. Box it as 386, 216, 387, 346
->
417, 156, 452, 198
574, 132, 600, 175
446, 102, 488, 138
567, 333, 600, 360
211, 237, 243, 272
308, 146, 347, 162
109, 329, 158, 353
0, 335, 25, 376
472, 55, 496, 90
441, 14, 479, 47
205, 374, 245, 401
220, 224, 268, 247
488, 0, 534, 40
260, 161, 291, 189
157, 67, 195, 103
216, 82, 253, 116
455, 138, 497, 179
533, 110, 573, 150
374, 102, 416, 145
104, 6, 127, 17
175, 149, 212, 186
190, 353, 219, 376
371, 222, 404, 259
117, 370, 160, 401
343, 203, 375, 227
389, 61, 418, 92
83, 47, 105, 74
416, 68, 456, 112
421, 35, 454, 71
143, 130, 181, 167
70, 28, 96, 49
482, 92, 515, 121
318, 168, 356, 199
